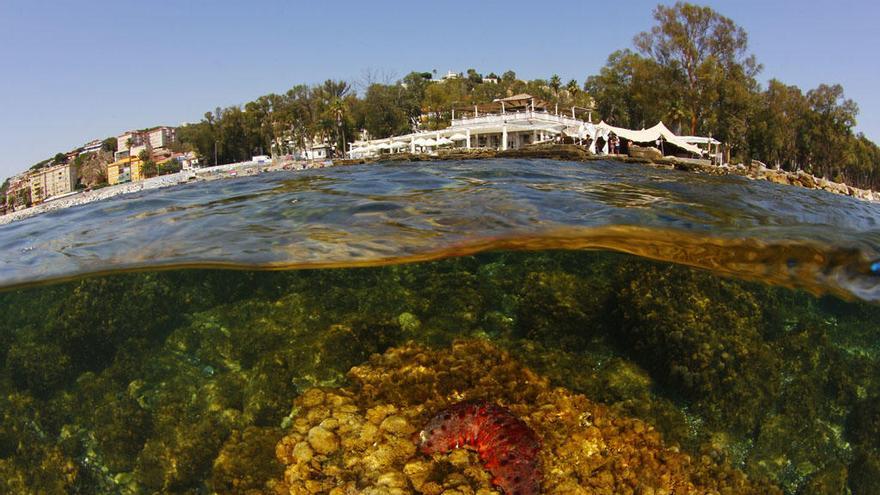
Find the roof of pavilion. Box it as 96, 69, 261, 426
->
442, 94, 551, 115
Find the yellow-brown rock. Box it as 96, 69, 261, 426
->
272, 340, 782, 494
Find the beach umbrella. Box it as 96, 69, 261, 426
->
449, 133, 467, 141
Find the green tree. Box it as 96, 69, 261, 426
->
465, 68, 483, 90
748, 80, 809, 170
102, 137, 118, 153
549, 74, 561, 95
634, 1, 760, 135
585, 50, 672, 128
805, 83, 858, 177
141, 160, 157, 178
358, 83, 410, 138
53, 152, 66, 165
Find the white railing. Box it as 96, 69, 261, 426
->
451, 110, 585, 128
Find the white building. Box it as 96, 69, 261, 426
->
115, 127, 177, 161
349, 94, 593, 158
148, 126, 176, 150
349, 93, 709, 159
304, 144, 331, 160
440, 70, 460, 81
81, 139, 104, 154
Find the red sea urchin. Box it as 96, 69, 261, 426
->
417, 400, 542, 494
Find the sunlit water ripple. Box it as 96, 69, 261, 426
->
1, 158, 878, 300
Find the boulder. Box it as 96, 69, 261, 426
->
627, 144, 663, 161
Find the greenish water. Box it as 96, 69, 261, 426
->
1, 159, 879, 494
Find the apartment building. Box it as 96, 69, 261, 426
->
115, 131, 146, 160
27, 162, 78, 203
4, 174, 32, 209
115, 127, 176, 161
148, 126, 176, 150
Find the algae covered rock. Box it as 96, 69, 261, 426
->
5, 339, 73, 394
208, 426, 284, 494
614, 263, 781, 434
272, 340, 780, 494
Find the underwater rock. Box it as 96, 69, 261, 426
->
134, 413, 229, 491
0, 392, 85, 493
307, 425, 339, 455
5, 339, 72, 394
208, 426, 284, 494
92, 394, 152, 472
614, 263, 781, 434
849, 450, 880, 495
847, 398, 880, 451
418, 400, 542, 495
272, 340, 780, 494
514, 271, 598, 349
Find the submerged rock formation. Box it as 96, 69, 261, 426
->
272, 340, 780, 494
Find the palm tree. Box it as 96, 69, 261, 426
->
549, 74, 561, 95
330, 98, 348, 157
567, 79, 579, 96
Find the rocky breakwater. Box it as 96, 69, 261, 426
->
271, 340, 780, 494
748, 165, 880, 201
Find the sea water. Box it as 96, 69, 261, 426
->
0, 159, 878, 494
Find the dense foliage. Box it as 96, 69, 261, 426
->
176, 72, 592, 166
168, 2, 878, 190
585, 2, 879, 188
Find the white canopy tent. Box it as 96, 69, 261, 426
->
591, 121, 704, 155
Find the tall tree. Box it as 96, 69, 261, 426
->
634, 2, 760, 135
549, 74, 561, 96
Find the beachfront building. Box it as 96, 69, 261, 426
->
348, 93, 710, 160
148, 126, 176, 150
349, 94, 594, 158
26, 162, 78, 204
304, 144, 331, 160
115, 131, 145, 160
3, 174, 33, 210
284, 139, 336, 161
106, 156, 144, 185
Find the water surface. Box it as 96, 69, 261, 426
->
2, 159, 878, 300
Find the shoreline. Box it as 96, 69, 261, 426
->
2, 145, 876, 226
350, 144, 880, 202
0, 159, 328, 226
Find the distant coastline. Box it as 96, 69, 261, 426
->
0, 159, 328, 226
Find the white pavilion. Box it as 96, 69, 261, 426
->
347, 93, 714, 160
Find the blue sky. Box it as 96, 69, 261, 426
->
1, 0, 878, 180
